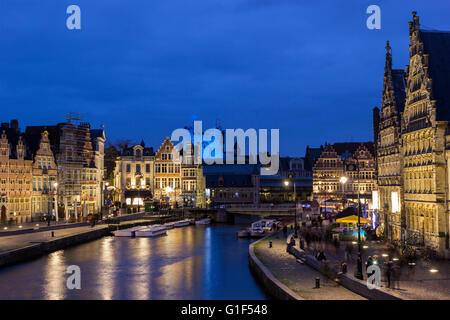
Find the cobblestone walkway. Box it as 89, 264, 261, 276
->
254, 233, 366, 300
300, 230, 450, 300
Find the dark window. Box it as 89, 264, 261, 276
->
126, 164, 131, 173
146, 164, 150, 173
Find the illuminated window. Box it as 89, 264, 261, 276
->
391, 192, 400, 213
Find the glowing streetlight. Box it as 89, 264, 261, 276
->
340, 176, 348, 209
283, 180, 289, 186
53, 182, 58, 222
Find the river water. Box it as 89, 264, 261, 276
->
0, 224, 268, 300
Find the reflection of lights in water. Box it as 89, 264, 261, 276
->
132, 238, 150, 300
98, 237, 116, 300
156, 227, 198, 299
203, 227, 212, 290
44, 251, 66, 300
382, 254, 389, 257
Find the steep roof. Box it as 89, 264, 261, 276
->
90, 129, 105, 140
2, 128, 32, 160
331, 142, 375, 158
419, 30, 450, 121
25, 125, 62, 154
392, 70, 406, 114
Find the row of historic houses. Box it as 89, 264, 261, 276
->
0, 118, 105, 225
374, 12, 450, 257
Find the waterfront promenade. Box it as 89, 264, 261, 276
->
301, 238, 450, 300
253, 232, 366, 300
0, 225, 108, 253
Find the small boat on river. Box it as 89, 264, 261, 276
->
135, 225, 168, 237
174, 219, 191, 227
237, 219, 278, 238
195, 218, 211, 225
113, 226, 145, 237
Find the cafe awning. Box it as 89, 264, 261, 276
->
336, 215, 370, 224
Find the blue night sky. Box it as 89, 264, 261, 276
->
1, 0, 450, 156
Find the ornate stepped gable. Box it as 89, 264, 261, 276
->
378, 41, 406, 183
403, 12, 450, 132
400, 12, 450, 251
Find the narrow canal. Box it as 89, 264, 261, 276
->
0, 224, 269, 299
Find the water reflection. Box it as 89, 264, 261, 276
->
44, 251, 66, 300
0, 225, 268, 300
98, 237, 115, 300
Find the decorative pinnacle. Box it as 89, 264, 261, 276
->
412, 11, 417, 17
385, 40, 391, 52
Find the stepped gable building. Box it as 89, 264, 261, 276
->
24, 129, 58, 221
400, 12, 450, 253
0, 120, 33, 224
114, 140, 155, 211
304, 145, 324, 172
26, 118, 105, 220
313, 142, 376, 211
153, 137, 182, 206
376, 40, 406, 242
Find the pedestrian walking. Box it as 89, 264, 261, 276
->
317, 250, 326, 262
305, 232, 311, 248
340, 261, 348, 274
385, 260, 393, 288
300, 237, 305, 250
345, 242, 353, 261
392, 262, 401, 289
366, 256, 374, 277
283, 225, 288, 237
333, 237, 340, 255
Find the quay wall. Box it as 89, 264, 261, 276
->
0, 227, 110, 269
248, 234, 304, 300
287, 245, 400, 300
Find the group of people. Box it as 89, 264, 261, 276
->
285, 221, 406, 290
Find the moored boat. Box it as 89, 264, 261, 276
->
174, 219, 190, 227
164, 221, 176, 229
237, 219, 279, 238
195, 218, 211, 225
135, 225, 168, 237
113, 226, 145, 237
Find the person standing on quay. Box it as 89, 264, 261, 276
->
385, 260, 393, 288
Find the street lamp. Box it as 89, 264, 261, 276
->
284, 176, 297, 223
344, 160, 363, 280
340, 176, 347, 208
53, 182, 58, 223
165, 186, 173, 208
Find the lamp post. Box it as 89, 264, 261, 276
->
419, 213, 425, 245
165, 186, 173, 209
53, 182, 58, 223
340, 176, 347, 208
284, 176, 297, 223
103, 182, 109, 220
344, 160, 363, 280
